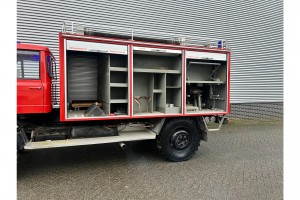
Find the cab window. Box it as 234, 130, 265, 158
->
17, 50, 40, 79
47, 55, 56, 78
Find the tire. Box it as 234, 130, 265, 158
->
159, 118, 201, 162
17, 127, 28, 152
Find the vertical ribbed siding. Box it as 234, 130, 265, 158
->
17, 0, 283, 104
226, 1, 283, 103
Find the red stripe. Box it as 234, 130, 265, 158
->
62, 112, 231, 122
183, 50, 186, 114
129, 45, 133, 117
62, 33, 230, 53
59, 33, 66, 121
227, 52, 231, 114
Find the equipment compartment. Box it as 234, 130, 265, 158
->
185, 56, 228, 113
133, 50, 182, 115
63, 39, 228, 120
66, 47, 129, 118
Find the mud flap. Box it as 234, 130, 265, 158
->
195, 117, 208, 141
17, 128, 28, 151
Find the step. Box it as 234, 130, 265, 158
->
24, 129, 156, 150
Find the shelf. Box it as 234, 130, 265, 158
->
110, 99, 128, 103
186, 108, 225, 113
110, 83, 128, 87
166, 86, 181, 89
133, 68, 181, 74
134, 111, 165, 116
188, 61, 221, 66
153, 89, 163, 93
186, 81, 225, 84
110, 67, 128, 72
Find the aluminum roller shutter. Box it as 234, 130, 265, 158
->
67, 53, 98, 105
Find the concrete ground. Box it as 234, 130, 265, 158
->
17, 119, 283, 200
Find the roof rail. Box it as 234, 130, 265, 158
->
62, 21, 226, 48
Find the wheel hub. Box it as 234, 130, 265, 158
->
171, 130, 191, 150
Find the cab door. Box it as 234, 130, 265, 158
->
17, 50, 44, 114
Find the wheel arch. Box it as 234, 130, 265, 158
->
149, 117, 207, 141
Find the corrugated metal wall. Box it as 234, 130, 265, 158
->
17, 0, 283, 104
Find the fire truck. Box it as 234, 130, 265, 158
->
17, 22, 230, 161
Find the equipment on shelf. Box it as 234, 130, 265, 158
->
188, 87, 206, 111
134, 96, 152, 114
84, 102, 105, 117
113, 107, 127, 115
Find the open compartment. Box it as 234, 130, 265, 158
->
133, 73, 161, 115
166, 74, 181, 88
111, 84, 128, 115
152, 74, 166, 113
110, 87, 128, 102
110, 71, 127, 84
132, 73, 166, 115
110, 54, 127, 68
185, 56, 228, 113
110, 103, 128, 115
132, 48, 182, 115
133, 51, 182, 73
166, 88, 181, 114
152, 93, 165, 113
65, 43, 129, 118
166, 74, 182, 113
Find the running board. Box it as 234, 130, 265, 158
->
24, 130, 156, 150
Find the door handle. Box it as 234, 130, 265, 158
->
29, 87, 42, 90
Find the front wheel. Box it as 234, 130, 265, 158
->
159, 118, 201, 162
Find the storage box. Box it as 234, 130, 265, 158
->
165, 106, 181, 114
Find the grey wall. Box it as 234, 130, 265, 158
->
17, 0, 283, 104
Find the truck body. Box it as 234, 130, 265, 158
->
17, 22, 230, 161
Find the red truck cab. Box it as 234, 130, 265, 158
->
17, 43, 54, 114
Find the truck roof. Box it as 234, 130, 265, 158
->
17, 43, 51, 52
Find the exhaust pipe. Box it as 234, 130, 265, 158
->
119, 142, 126, 149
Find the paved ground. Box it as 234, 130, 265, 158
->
17, 120, 283, 200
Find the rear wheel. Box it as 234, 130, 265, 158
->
159, 118, 201, 162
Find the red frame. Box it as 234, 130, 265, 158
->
59, 33, 230, 122
129, 44, 133, 117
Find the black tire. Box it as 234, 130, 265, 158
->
17, 127, 28, 153
159, 118, 201, 162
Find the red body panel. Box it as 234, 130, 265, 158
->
17, 43, 53, 114
129, 44, 133, 117
183, 50, 187, 115
227, 52, 231, 114
17, 80, 44, 113
59, 33, 66, 120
